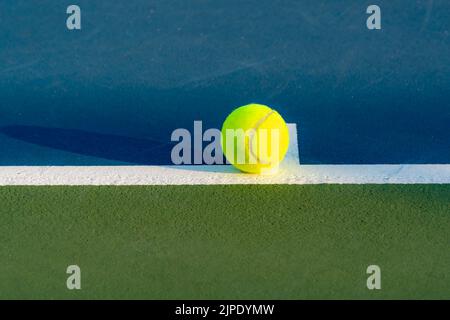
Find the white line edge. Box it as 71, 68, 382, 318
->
1, 124, 449, 185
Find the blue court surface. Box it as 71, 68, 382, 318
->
0, 0, 449, 166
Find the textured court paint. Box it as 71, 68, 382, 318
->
1, 164, 450, 185
0, 185, 449, 299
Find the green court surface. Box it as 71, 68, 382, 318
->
0, 185, 449, 299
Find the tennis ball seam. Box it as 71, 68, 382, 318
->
248, 109, 276, 165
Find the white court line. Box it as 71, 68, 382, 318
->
0, 124, 449, 185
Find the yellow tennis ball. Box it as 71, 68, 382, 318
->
221, 103, 290, 174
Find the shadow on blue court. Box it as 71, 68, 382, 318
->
0, 125, 174, 165
1, 1, 449, 165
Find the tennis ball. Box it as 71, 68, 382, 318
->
221, 103, 289, 174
